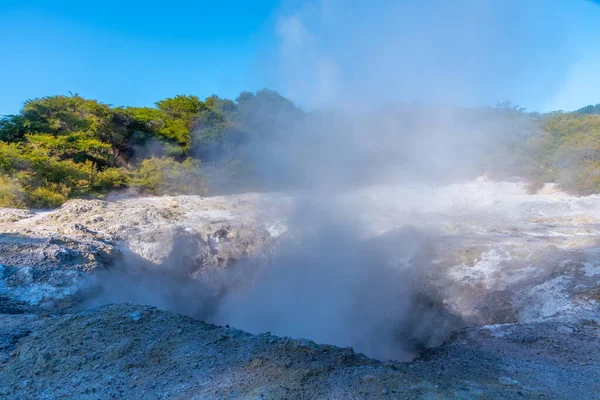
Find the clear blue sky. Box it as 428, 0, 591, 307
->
0, 0, 282, 114
1, 0, 599, 115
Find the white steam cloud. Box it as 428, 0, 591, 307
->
89, 0, 582, 361
204, 0, 578, 360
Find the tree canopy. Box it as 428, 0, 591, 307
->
1, 92, 600, 208
0, 90, 303, 207
576, 103, 600, 115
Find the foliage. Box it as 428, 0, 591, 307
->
3, 91, 600, 208
28, 184, 70, 209
0, 92, 249, 207
0, 175, 28, 208
0, 115, 28, 143
234, 89, 303, 140
576, 104, 600, 115
516, 113, 600, 195
129, 157, 206, 196
26, 132, 112, 164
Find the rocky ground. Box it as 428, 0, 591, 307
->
0, 304, 598, 399
0, 193, 288, 314
1, 179, 599, 398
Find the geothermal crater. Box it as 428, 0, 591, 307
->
1, 179, 599, 398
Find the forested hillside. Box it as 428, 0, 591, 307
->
0, 90, 301, 207
1, 90, 600, 208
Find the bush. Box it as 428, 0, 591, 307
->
129, 157, 207, 196
522, 114, 600, 195
28, 184, 70, 209
0, 175, 28, 208
94, 168, 129, 192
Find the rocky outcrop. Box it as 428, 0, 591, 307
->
2, 181, 600, 324
0, 194, 283, 312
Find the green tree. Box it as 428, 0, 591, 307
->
0, 115, 28, 142
155, 95, 205, 147
19, 95, 134, 166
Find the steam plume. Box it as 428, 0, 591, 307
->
90, 0, 580, 360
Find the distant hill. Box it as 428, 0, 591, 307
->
576, 104, 600, 115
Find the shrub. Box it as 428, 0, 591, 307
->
0, 175, 28, 208
94, 168, 129, 192
129, 157, 206, 196
27, 184, 70, 209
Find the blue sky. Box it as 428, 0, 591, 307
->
0, 0, 281, 114
1, 0, 599, 115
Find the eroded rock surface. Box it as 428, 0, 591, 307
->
0, 304, 598, 399
0, 194, 286, 311
2, 181, 599, 326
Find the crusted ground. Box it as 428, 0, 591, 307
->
0, 303, 598, 399
1, 180, 600, 398
0, 193, 285, 312
1, 180, 599, 325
